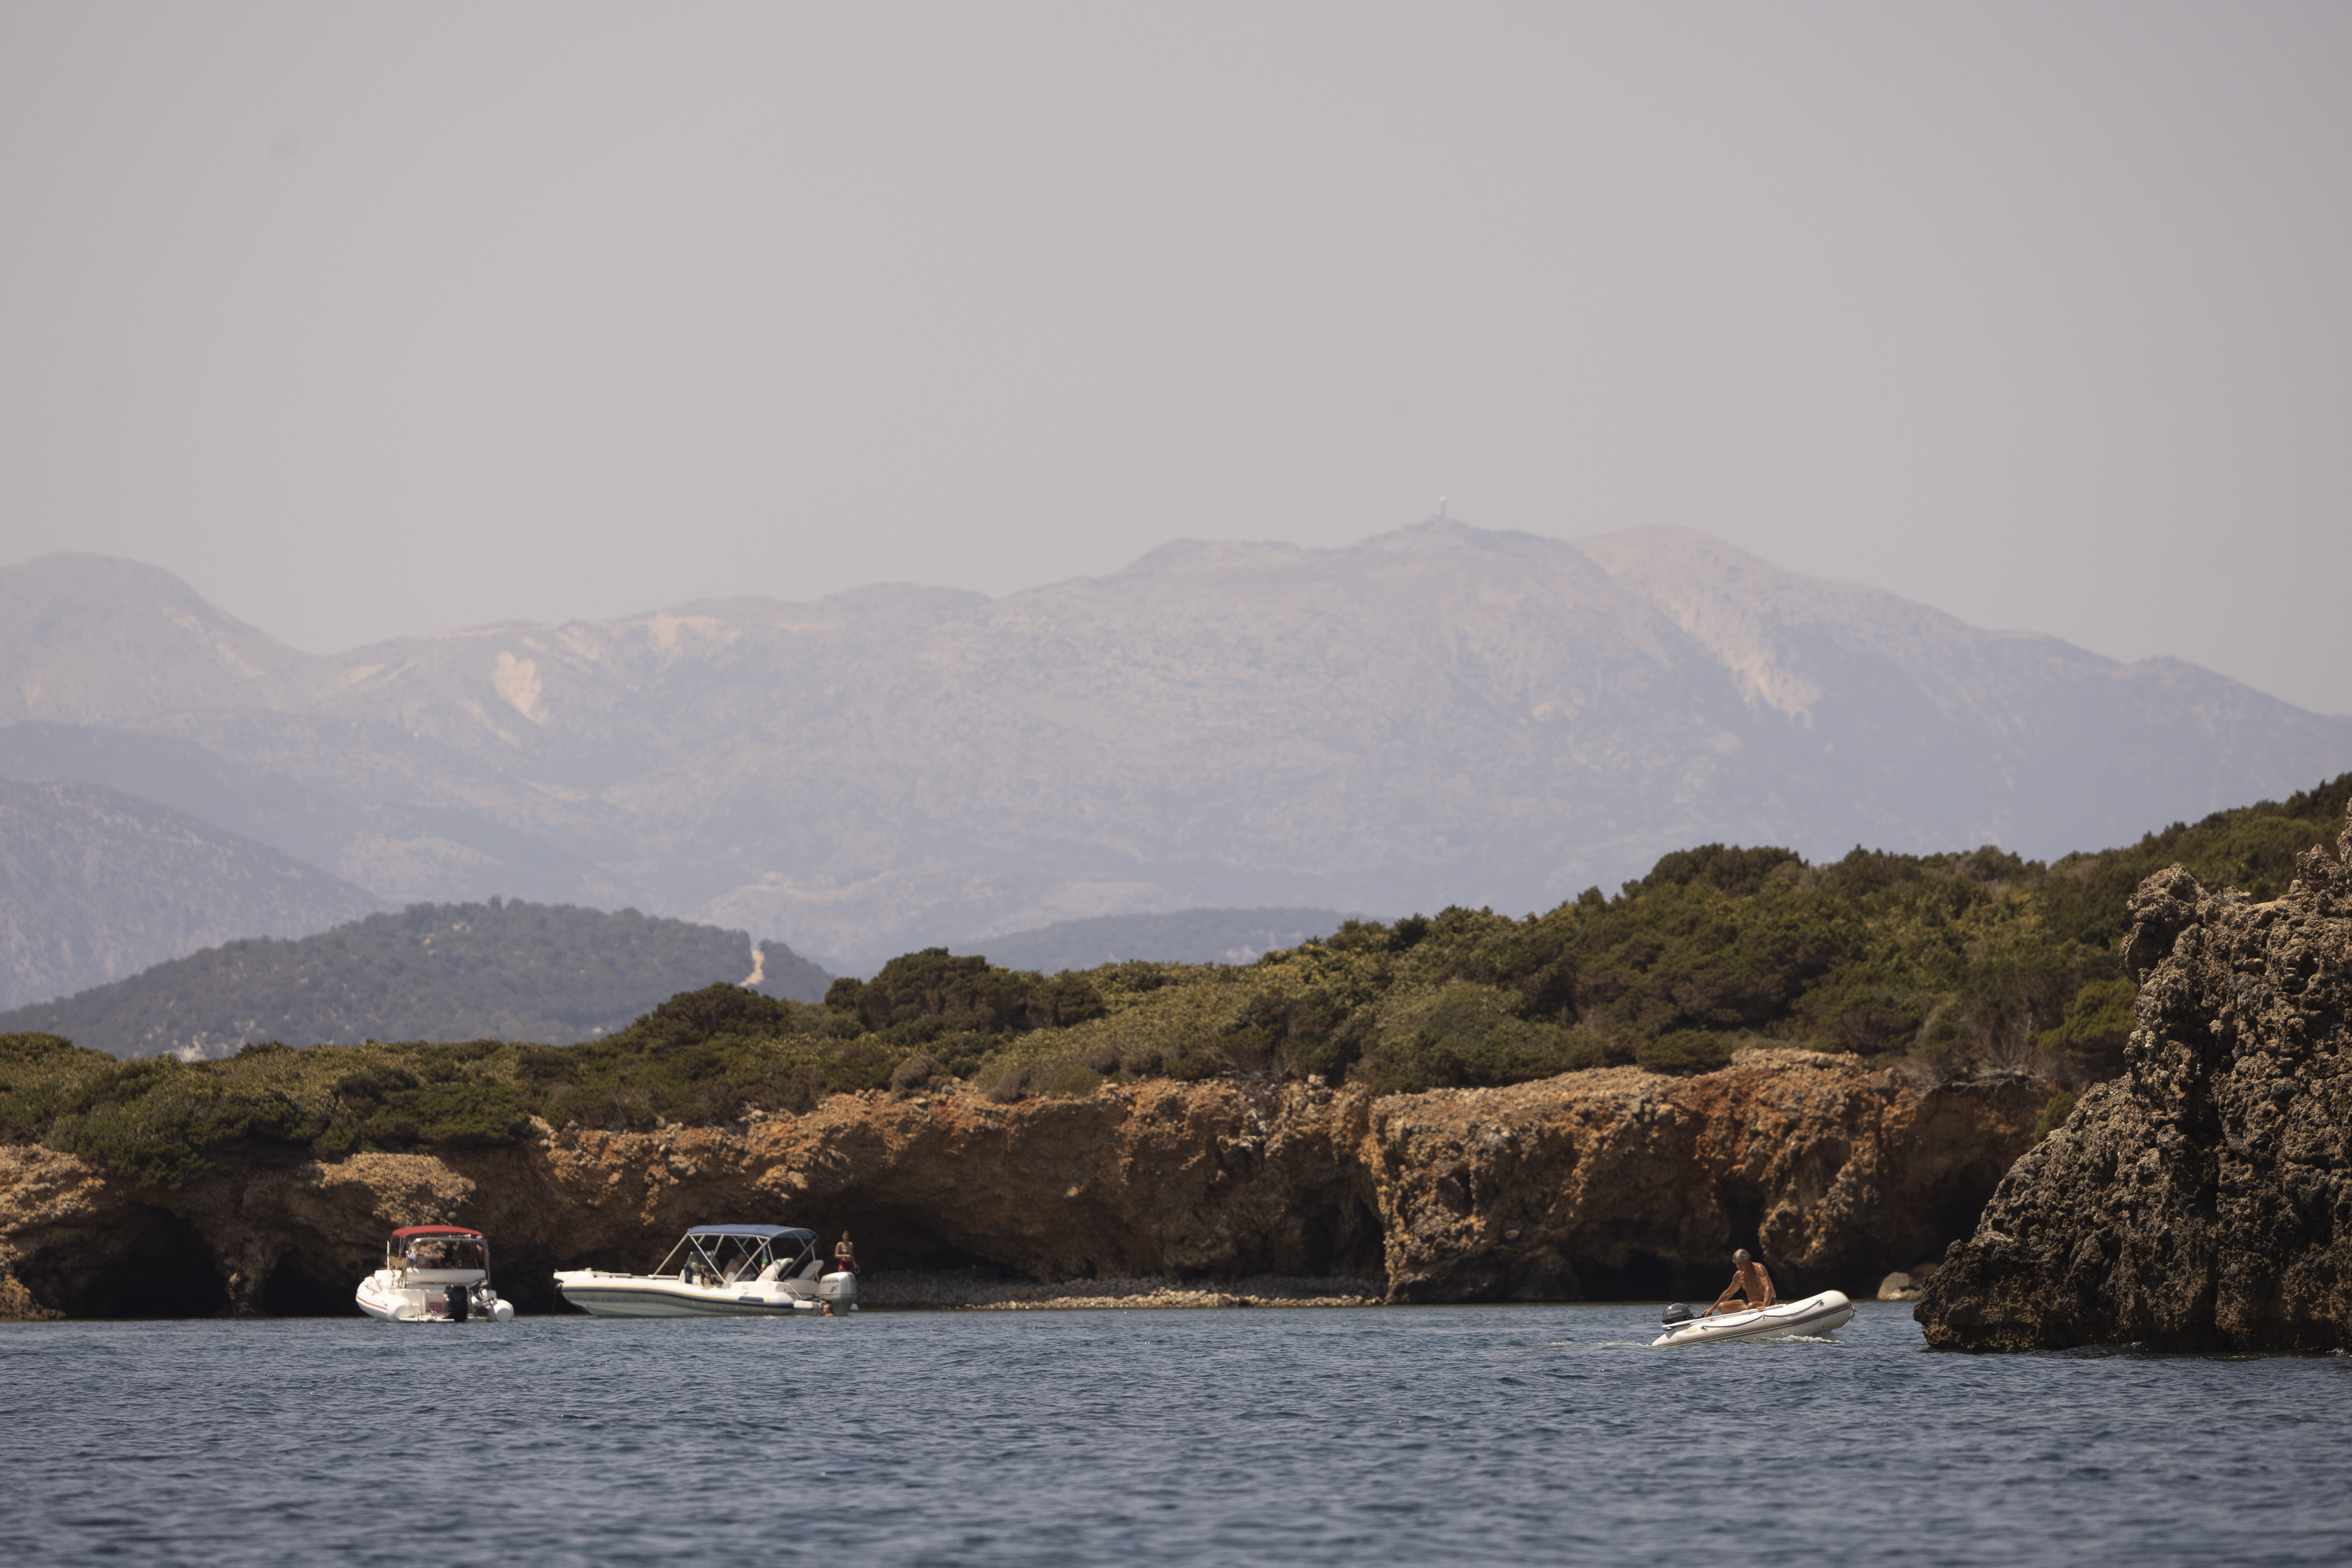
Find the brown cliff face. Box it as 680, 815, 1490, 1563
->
1917, 809, 2352, 1352
1370, 1052, 2042, 1302
1, 1055, 2038, 1318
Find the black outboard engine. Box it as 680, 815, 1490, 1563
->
1661, 1303, 1695, 1327
446, 1284, 470, 1322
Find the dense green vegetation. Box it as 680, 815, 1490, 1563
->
0, 899, 832, 1056
5, 776, 2344, 1187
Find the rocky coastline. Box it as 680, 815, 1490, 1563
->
1918, 807, 2352, 1352
2, 1048, 2043, 1319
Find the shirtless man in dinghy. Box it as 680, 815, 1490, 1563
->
1705, 1249, 1776, 1315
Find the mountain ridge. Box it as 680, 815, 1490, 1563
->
0, 777, 384, 1010
4, 523, 2346, 968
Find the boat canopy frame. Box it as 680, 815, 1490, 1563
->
653, 1225, 822, 1285
384, 1226, 490, 1279
388, 1225, 485, 1259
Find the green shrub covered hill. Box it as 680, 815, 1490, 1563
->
0, 898, 833, 1058
4, 775, 2344, 1189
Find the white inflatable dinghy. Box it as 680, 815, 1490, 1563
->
1650, 1290, 1855, 1347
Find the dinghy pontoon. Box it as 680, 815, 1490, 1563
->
356, 1225, 515, 1323
554, 1224, 857, 1317
1650, 1289, 1853, 1347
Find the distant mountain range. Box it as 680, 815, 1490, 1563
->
0, 899, 832, 1059
5, 523, 2349, 971
0, 777, 382, 1010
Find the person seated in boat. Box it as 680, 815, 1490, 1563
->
833, 1231, 857, 1275
1706, 1249, 1776, 1315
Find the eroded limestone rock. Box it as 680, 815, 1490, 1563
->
1918, 807, 2352, 1351
1, 1056, 2039, 1317
1368, 1050, 2039, 1302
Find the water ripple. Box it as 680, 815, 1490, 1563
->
2, 1303, 2347, 1565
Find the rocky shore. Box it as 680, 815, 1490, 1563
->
2, 1048, 2043, 1319
1919, 806, 2352, 1352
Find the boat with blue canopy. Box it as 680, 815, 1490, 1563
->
554, 1224, 857, 1317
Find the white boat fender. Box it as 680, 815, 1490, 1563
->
491, 1299, 515, 1323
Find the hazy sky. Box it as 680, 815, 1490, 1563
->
5, 3, 2348, 713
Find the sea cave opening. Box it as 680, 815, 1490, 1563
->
50, 1207, 231, 1319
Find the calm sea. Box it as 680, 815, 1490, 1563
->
3, 1301, 2347, 1566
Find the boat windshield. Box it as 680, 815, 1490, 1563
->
398, 1237, 487, 1272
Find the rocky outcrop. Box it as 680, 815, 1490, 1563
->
1368, 1051, 2041, 1302
0, 1080, 1383, 1317
1918, 808, 2352, 1351
1, 1053, 2042, 1317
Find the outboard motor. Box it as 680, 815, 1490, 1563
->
1661, 1303, 1695, 1327
446, 1284, 470, 1322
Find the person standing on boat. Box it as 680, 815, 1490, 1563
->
833, 1231, 857, 1275
1706, 1248, 1775, 1315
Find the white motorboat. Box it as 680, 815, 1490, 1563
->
355, 1225, 515, 1323
554, 1224, 858, 1317
1650, 1289, 1854, 1347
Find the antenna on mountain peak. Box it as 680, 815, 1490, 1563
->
1437, 496, 1449, 521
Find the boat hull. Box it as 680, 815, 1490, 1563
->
1650, 1289, 1854, 1347
554, 1269, 858, 1318
355, 1274, 513, 1323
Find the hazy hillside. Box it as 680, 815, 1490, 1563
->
0, 778, 382, 1010
18, 777, 2346, 1194
0, 899, 832, 1059
5, 524, 2349, 969
956, 908, 1353, 975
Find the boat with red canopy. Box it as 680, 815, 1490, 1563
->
355, 1225, 515, 1323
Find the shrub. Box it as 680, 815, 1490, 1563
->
358, 1080, 534, 1148
1635, 844, 1804, 899
0, 1033, 117, 1144
1037, 1061, 1105, 1098
2032, 1089, 2079, 1141
1101, 960, 1175, 994
1793, 984, 1927, 1055
1222, 985, 1365, 1081
834, 949, 1104, 1036
46, 1064, 320, 1187
1633, 1030, 1735, 1076
1163, 1047, 1231, 1082
622, 984, 794, 1047
2033, 977, 2138, 1084
1353, 983, 1581, 1094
